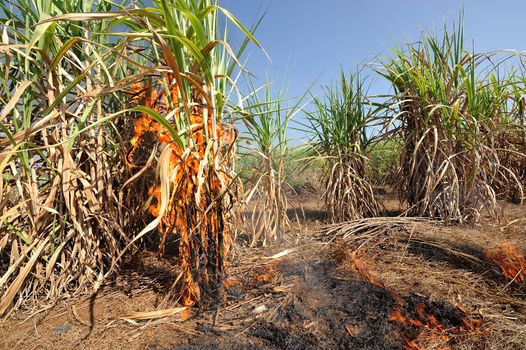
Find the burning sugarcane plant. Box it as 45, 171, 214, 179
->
119, 0, 261, 306
379, 18, 525, 223
126, 74, 238, 306
305, 69, 380, 223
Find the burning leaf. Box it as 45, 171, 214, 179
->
223, 277, 242, 289
486, 242, 526, 284
254, 264, 277, 283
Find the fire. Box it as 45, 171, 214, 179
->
126, 73, 237, 308
388, 300, 482, 350
404, 339, 421, 350
389, 304, 449, 350
254, 264, 276, 283
486, 242, 526, 284
346, 248, 482, 350
223, 276, 242, 289
180, 302, 193, 321
349, 251, 383, 287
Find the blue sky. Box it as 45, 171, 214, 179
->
223, 0, 525, 104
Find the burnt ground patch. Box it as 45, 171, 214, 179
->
168, 251, 406, 350
250, 257, 403, 350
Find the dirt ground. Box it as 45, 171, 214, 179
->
1, 193, 525, 350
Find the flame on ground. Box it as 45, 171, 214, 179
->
348, 248, 482, 350
223, 276, 242, 289
486, 242, 526, 284
254, 264, 277, 283
389, 302, 482, 350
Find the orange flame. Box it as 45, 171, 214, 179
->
223, 276, 242, 289
486, 242, 526, 284
254, 264, 277, 283
389, 304, 450, 350
389, 302, 483, 350
403, 339, 421, 350
349, 251, 384, 288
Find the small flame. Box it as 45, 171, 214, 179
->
388, 297, 482, 349
486, 243, 526, 284
350, 251, 383, 287
223, 277, 242, 289
180, 306, 192, 321
391, 307, 429, 329
403, 339, 421, 350
254, 264, 276, 283
389, 304, 451, 349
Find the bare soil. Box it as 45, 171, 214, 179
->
1, 194, 525, 350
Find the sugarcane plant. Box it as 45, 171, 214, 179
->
239, 77, 309, 246
0, 0, 141, 315
305, 69, 380, 223
491, 71, 526, 203
379, 18, 525, 222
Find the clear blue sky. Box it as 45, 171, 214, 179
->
223, 0, 525, 103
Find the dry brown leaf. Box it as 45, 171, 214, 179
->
0, 238, 49, 315
263, 248, 294, 260
0, 234, 8, 254
119, 307, 188, 321
272, 284, 293, 293
0, 81, 32, 124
